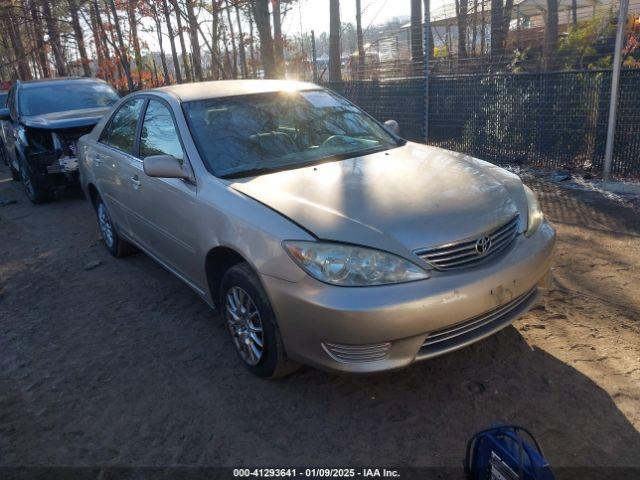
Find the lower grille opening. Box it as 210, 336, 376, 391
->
322, 341, 391, 364
418, 287, 539, 358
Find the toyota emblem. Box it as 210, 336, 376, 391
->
475, 236, 492, 256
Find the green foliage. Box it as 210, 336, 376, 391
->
558, 15, 616, 70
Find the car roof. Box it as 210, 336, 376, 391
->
19, 77, 108, 89
154, 79, 319, 102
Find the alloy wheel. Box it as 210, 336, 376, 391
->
224, 286, 265, 366
97, 203, 115, 248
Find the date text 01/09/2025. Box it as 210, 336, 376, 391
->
232, 468, 401, 478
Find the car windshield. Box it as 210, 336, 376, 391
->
20, 82, 120, 116
182, 89, 399, 178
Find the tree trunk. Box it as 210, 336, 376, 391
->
502, 0, 514, 48
480, 0, 486, 55
42, 0, 68, 76
161, 0, 182, 83
184, 0, 203, 80
471, 0, 478, 55
91, 0, 111, 80
68, 0, 92, 76
105, 0, 134, 91
456, 0, 468, 58
235, 1, 248, 78
29, 0, 51, 78
127, 0, 144, 80
211, 0, 223, 79
152, 7, 170, 84
5, 12, 32, 80
329, 0, 341, 81
225, 0, 238, 78
252, 0, 276, 78
490, 0, 504, 57
355, 0, 365, 78
247, 3, 257, 78
410, 0, 424, 72
272, 0, 284, 76
424, 0, 434, 59
571, 0, 577, 26
543, 0, 558, 70
170, 0, 192, 82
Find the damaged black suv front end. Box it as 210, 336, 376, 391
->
19, 116, 106, 189
1, 77, 120, 203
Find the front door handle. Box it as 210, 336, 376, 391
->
94, 154, 102, 165
130, 175, 141, 189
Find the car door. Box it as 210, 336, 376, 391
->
92, 97, 146, 238
126, 98, 202, 289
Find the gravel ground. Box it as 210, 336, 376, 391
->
0, 163, 639, 472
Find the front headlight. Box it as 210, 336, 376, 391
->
523, 185, 544, 236
283, 241, 429, 286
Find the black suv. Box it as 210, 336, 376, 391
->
0, 77, 120, 203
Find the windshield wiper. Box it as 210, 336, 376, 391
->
220, 145, 398, 180
220, 166, 287, 179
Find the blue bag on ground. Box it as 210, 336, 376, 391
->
464, 424, 555, 480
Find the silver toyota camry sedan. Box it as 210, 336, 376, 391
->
78, 80, 555, 378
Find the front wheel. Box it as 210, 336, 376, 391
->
19, 160, 52, 203
220, 263, 300, 379
95, 195, 137, 258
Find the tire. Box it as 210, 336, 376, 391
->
19, 159, 52, 204
10, 162, 20, 182
94, 195, 137, 258
220, 262, 300, 379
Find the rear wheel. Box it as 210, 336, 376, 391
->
95, 195, 137, 258
220, 263, 300, 379
19, 160, 52, 203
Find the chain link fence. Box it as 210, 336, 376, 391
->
319, 0, 640, 179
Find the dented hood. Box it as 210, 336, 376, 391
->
229, 143, 526, 256
22, 107, 112, 130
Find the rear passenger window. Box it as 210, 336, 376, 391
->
101, 98, 145, 155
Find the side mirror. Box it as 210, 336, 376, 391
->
143, 154, 191, 180
0, 108, 10, 121
384, 119, 400, 136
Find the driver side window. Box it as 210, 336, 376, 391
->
139, 100, 184, 162
101, 98, 145, 155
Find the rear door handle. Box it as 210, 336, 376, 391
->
130, 175, 141, 189
94, 154, 102, 165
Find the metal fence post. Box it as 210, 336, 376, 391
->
423, 0, 431, 144
603, 0, 630, 181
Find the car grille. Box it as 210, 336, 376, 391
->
415, 215, 520, 271
419, 287, 538, 356
322, 341, 391, 363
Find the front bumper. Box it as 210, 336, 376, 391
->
262, 221, 556, 373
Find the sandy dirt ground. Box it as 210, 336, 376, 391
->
0, 163, 638, 472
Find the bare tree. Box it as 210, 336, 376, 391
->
28, 0, 51, 77
272, 0, 284, 75
161, 0, 182, 82
411, 0, 424, 72
127, 0, 144, 79
543, 0, 558, 70
329, 0, 341, 81
42, 0, 68, 76
69, 0, 92, 76
455, 0, 468, 58
355, 0, 365, 78
185, 0, 203, 80
252, 0, 276, 78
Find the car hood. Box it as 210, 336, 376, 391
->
229, 143, 528, 257
22, 107, 112, 130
